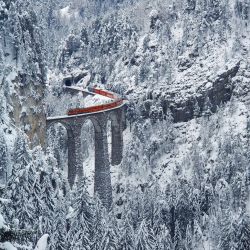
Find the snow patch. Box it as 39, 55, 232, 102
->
34, 234, 49, 250
0, 242, 17, 250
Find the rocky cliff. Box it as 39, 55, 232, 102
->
0, 0, 46, 147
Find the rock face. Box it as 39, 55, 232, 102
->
0, 1, 46, 147
135, 60, 242, 124
167, 61, 241, 123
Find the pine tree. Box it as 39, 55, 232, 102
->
191, 145, 203, 189
193, 99, 200, 118
39, 167, 56, 237
176, 187, 192, 239
156, 225, 172, 250
49, 196, 67, 250
143, 186, 163, 234
128, 189, 144, 230
193, 220, 203, 250
0, 211, 32, 249
4, 135, 37, 231
240, 175, 248, 212
184, 223, 193, 250
5, 163, 36, 231
174, 221, 183, 250
200, 181, 214, 214
67, 180, 93, 250
135, 219, 156, 250
215, 178, 231, 210
90, 198, 107, 250
237, 213, 250, 250
27, 163, 43, 240
11, 9, 22, 65
11, 135, 31, 183
0, 132, 7, 184
100, 214, 119, 250
127, 103, 136, 131
231, 172, 242, 210
219, 210, 236, 250
202, 96, 212, 119
118, 214, 135, 250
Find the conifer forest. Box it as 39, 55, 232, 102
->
0, 0, 250, 249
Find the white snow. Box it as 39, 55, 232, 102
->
0, 242, 17, 250
76, 72, 91, 87
83, 93, 112, 107
0, 213, 6, 229
247, 195, 250, 216
57, 5, 80, 23
34, 234, 49, 250
83, 150, 95, 196
149, 9, 159, 19
64, 86, 95, 96
58, 6, 71, 20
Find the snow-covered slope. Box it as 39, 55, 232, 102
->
0, 0, 46, 148
45, 0, 250, 192
1, 0, 250, 249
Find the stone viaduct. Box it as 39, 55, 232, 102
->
46, 104, 126, 209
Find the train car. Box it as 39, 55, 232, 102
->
87, 87, 118, 99
67, 86, 124, 116
67, 99, 123, 116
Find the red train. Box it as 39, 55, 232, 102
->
67, 87, 123, 116
89, 87, 116, 99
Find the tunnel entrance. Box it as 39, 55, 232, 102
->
64, 78, 72, 86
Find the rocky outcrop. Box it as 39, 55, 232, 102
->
161, 61, 241, 123
0, 1, 46, 148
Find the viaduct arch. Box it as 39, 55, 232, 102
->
46, 106, 126, 209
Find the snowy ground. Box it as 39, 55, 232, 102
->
109, 97, 249, 194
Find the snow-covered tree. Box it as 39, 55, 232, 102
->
156, 225, 172, 250
236, 213, 250, 250
49, 197, 67, 250
0, 133, 7, 184
67, 179, 93, 249
99, 214, 119, 250
184, 223, 193, 250
90, 198, 107, 250
173, 221, 183, 250
135, 219, 156, 250
202, 96, 212, 120
193, 99, 201, 118
12, 135, 31, 176
219, 210, 237, 250
38, 167, 56, 236
118, 214, 135, 250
